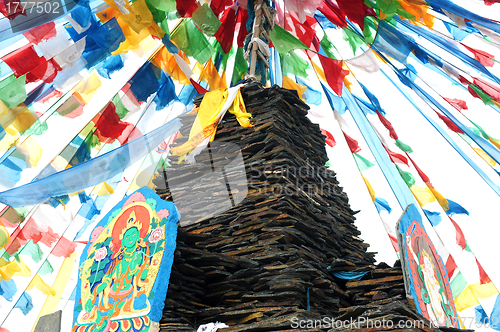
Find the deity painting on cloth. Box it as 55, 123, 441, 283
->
397, 204, 459, 328
72, 187, 179, 332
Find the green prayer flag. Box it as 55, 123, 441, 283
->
468, 119, 491, 140
353, 152, 375, 172
212, 41, 235, 72
342, 27, 364, 55
86, 131, 101, 151
450, 272, 468, 297
282, 51, 310, 78
269, 24, 309, 54
171, 19, 215, 64
0, 74, 27, 108
395, 139, 413, 153
320, 34, 337, 59
20, 240, 43, 263
325, 161, 331, 167
112, 94, 130, 119
192, 3, 221, 37
363, 17, 377, 44
39, 260, 54, 276
145, 0, 176, 12
160, 18, 169, 36
24, 120, 48, 136
396, 165, 415, 188
468, 83, 494, 105
144, 0, 166, 23
368, 0, 402, 19
231, 47, 248, 85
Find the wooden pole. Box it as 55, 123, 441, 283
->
249, 0, 263, 77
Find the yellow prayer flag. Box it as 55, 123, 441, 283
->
361, 174, 376, 202
0, 104, 37, 151
410, 185, 436, 207
199, 58, 227, 90
0, 221, 9, 250
18, 136, 43, 167
228, 91, 252, 128
152, 47, 191, 85
73, 72, 102, 104
397, 0, 435, 29
472, 147, 497, 166
94, 181, 115, 196
311, 59, 327, 82
488, 137, 500, 151
282, 75, 306, 100
428, 186, 449, 211
454, 282, 499, 312
171, 88, 227, 156
27, 274, 57, 296
33, 253, 76, 332
0, 99, 7, 116
0, 257, 31, 281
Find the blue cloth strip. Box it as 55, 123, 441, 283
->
345, 20, 500, 195
296, 77, 322, 106
331, 271, 369, 280
395, 17, 500, 86
320, 82, 347, 114
425, 0, 500, 35
374, 52, 500, 196
394, 64, 500, 164
342, 86, 418, 210
0, 117, 182, 207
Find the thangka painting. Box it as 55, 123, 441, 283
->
72, 187, 179, 332
397, 204, 458, 328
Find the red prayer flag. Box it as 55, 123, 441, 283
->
210, 0, 232, 17
467, 85, 481, 100
407, 155, 431, 184
0, 0, 26, 19
176, 0, 198, 18
336, 0, 366, 31
214, 6, 237, 54
388, 233, 399, 252
93, 101, 137, 145
318, 54, 349, 96
449, 217, 467, 250
376, 111, 398, 140
462, 43, 495, 67
459, 75, 471, 85
476, 259, 492, 284
474, 77, 500, 103
23, 22, 57, 44
236, 8, 249, 48
443, 97, 468, 112
446, 255, 457, 280
342, 131, 361, 153
320, 128, 336, 147
318, 1, 347, 28
29, 58, 62, 83
435, 111, 464, 134
52, 236, 77, 258
1, 44, 44, 78
383, 145, 409, 166
288, 13, 316, 48
190, 78, 209, 94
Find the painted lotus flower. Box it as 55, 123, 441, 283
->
149, 228, 163, 243
95, 247, 107, 261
